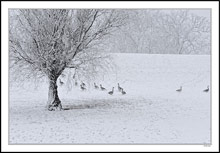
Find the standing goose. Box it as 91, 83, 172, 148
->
75, 80, 78, 86
72, 74, 78, 86
100, 84, 106, 91
80, 84, 86, 91
118, 83, 122, 92
176, 86, 182, 92
203, 85, 209, 92
108, 87, 114, 95
59, 79, 64, 86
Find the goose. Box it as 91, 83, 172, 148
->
108, 87, 114, 95
203, 85, 209, 92
176, 86, 182, 92
80, 84, 86, 91
121, 88, 126, 95
100, 84, 106, 91
59, 79, 64, 85
81, 81, 86, 87
118, 83, 122, 92
75, 80, 78, 86
94, 83, 99, 89
61, 73, 66, 78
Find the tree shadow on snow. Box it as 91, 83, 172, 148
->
62, 100, 113, 111
62, 98, 132, 111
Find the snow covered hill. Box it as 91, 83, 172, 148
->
9, 53, 211, 144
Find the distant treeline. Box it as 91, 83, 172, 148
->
106, 10, 210, 55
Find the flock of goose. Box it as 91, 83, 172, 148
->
59, 79, 209, 95
81, 82, 127, 95
59, 79, 126, 95
176, 85, 209, 92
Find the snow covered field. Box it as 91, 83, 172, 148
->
9, 53, 211, 144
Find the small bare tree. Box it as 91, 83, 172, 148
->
9, 9, 126, 110
108, 10, 210, 54
156, 10, 210, 54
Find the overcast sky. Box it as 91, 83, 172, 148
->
190, 9, 211, 20
160, 9, 211, 20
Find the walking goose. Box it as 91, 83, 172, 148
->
80, 84, 86, 91
121, 88, 126, 95
100, 84, 106, 91
176, 86, 182, 92
94, 83, 99, 89
203, 85, 209, 92
81, 81, 86, 87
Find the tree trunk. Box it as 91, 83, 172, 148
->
47, 75, 62, 111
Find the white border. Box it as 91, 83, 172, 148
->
1, 1, 219, 152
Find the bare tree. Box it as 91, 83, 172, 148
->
154, 10, 210, 54
108, 10, 210, 54
124, 10, 162, 54
107, 10, 162, 54
9, 9, 126, 111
